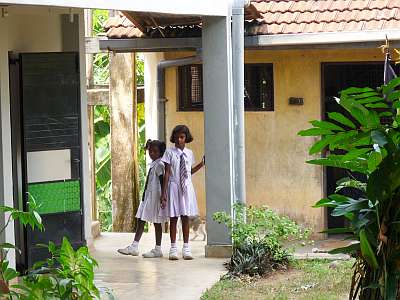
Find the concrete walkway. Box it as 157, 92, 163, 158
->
92, 232, 226, 300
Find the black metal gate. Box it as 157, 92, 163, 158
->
10, 52, 85, 270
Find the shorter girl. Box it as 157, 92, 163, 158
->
160, 125, 205, 260
118, 139, 167, 258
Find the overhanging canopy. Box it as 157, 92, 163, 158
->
0, 0, 230, 16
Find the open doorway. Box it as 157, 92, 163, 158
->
321, 62, 398, 229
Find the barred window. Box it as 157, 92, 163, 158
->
178, 63, 274, 112
178, 64, 203, 111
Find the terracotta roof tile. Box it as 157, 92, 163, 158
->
348, 0, 371, 10
384, 19, 400, 29
364, 19, 385, 30
105, 0, 400, 38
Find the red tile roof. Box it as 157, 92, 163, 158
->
105, 0, 400, 38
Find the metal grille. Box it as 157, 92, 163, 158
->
190, 66, 202, 104
178, 64, 203, 111
179, 63, 274, 111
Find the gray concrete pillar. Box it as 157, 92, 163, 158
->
202, 15, 234, 257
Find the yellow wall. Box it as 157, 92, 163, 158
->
164, 48, 383, 236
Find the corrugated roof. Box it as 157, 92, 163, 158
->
104, 0, 400, 39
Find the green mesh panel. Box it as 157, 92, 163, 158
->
28, 180, 81, 214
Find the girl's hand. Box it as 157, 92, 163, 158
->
160, 194, 167, 209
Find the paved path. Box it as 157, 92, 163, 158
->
92, 232, 226, 300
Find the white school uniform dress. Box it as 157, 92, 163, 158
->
136, 158, 167, 223
160, 147, 199, 218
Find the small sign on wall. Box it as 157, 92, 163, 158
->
289, 97, 304, 105
27, 149, 71, 183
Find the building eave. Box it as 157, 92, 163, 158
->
0, 0, 229, 16
246, 30, 400, 49
98, 29, 400, 53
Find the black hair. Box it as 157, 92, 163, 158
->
169, 125, 193, 144
145, 139, 166, 156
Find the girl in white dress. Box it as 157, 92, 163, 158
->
118, 140, 167, 258
160, 125, 205, 260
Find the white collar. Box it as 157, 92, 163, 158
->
174, 146, 188, 156
149, 158, 161, 168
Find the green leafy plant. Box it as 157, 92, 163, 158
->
213, 203, 310, 276
299, 77, 400, 299
15, 238, 100, 299
0, 196, 43, 297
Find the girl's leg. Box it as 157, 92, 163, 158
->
181, 216, 190, 244
181, 216, 193, 260
170, 217, 178, 244
117, 218, 144, 256
142, 222, 164, 258
154, 223, 162, 246
133, 219, 146, 242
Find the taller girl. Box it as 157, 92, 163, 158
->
160, 125, 204, 260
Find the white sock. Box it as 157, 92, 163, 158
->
171, 243, 177, 248
183, 243, 189, 249
155, 245, 161, 251
132, 241, 139, 247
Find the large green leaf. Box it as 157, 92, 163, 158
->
307, 155, 368, 174
359, 229, 378, 270
309, 136, 335, 155
367, 151, 382, 172
298, 128, 333, 136
313, 198, 335, 208
341, 148, 371, 161
96, 151, 111, 188
328, 112, 356, 129
387, 90, 400, 101
365, 102, 389, 109
340, 87, 375, 95
332, 198, 368, 217
358, 96, 385, 105
383, 77, 400, 94
310, 120, 344, 132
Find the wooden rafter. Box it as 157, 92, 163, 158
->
122, 11, 147, 34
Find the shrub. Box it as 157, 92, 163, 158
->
16, 238, 100, 299
213, 203, 310, 277
299, 77, 400, 299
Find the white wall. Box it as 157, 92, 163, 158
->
0, 16, 16, 268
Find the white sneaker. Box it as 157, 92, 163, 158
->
182, 247, 193, 260
143, 248, 163, 258
169, 247, 179, 260
117, 244, 139, 256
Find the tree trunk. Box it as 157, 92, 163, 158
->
110, 52, 139, 232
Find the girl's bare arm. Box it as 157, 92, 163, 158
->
191, 160, 204, 175
161, 163, 171, 207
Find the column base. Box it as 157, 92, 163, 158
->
205, 244, 232, 258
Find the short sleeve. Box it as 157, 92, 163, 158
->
155, 161, 165, 176
189, 150, 195, 166
161, 148, 172, 164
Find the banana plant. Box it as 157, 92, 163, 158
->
299, 77, 400, 299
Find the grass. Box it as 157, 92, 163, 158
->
201, 259, 354, 300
